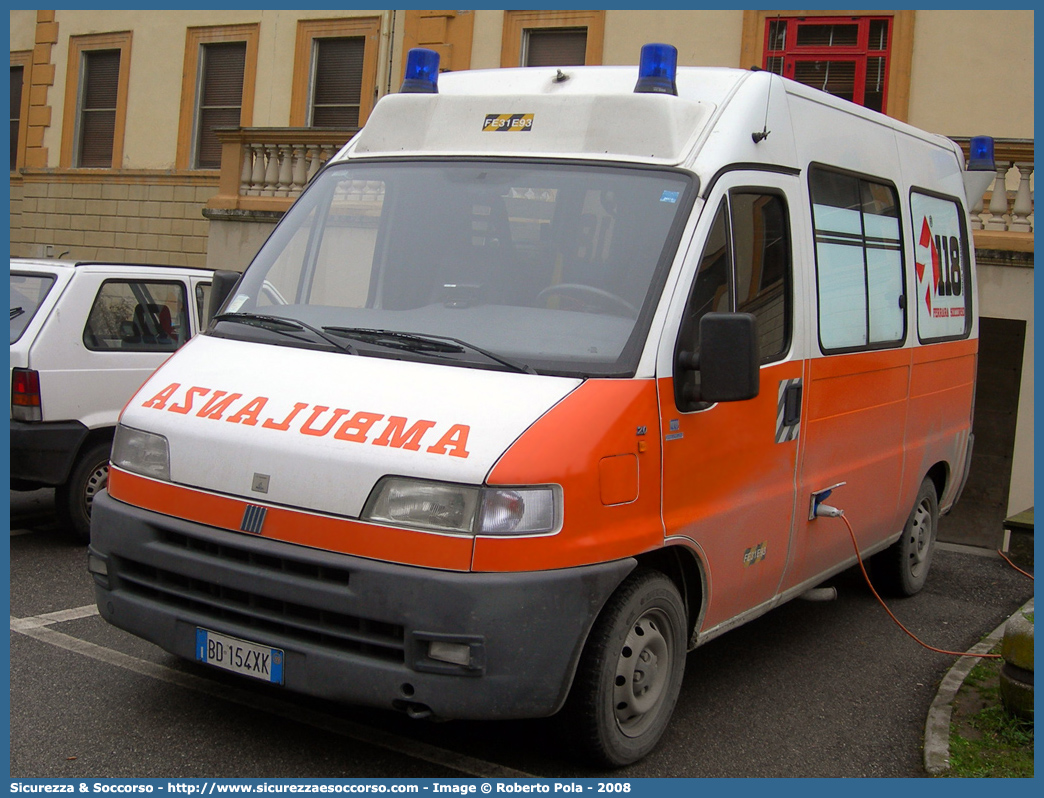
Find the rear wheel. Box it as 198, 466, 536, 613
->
873, 478, 939, 596
56, 441, 111, 544
564, 569, 687, 766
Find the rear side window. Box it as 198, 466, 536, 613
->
910, 191, 971, 341
810, 167, 905, 352
10, 272, 56, 343
83, 280, 190, 352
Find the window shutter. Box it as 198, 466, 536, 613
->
793, 60, 856, 103
11, 66, 23, 170
196, 41, 247, 169
863, 56, 886, 112
310, 37, 365, 129
525, 28, 588, 67
79, 49, 120, 168
795, 23, 859, 48
764, 16, 892, 112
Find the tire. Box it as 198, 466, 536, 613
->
564, 569, 687, 767
873, 478, 939, 597
56, 441, 111, 544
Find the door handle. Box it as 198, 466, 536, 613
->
776, 378, 802, 443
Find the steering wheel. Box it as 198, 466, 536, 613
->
536, 283, 638, 318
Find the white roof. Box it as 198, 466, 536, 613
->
347, 66, 753, 166
10, 258, 212, 276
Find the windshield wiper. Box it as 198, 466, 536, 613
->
322, 327, 534, 374
10, 307, 25, 320
214, 313, 355, 354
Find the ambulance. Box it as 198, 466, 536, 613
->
89, 45, 994, 765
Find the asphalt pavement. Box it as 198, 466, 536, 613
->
8, 488, 1035, 778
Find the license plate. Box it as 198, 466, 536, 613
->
195, 628, 284, 685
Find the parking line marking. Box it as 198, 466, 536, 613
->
11, 612, 535, 779
10, 604, 99, 629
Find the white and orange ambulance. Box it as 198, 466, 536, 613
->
89, 45, 994, 765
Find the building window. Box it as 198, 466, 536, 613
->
762, 15, 891, 112
177, 24, 259, 171
60, 32, 132, 169
309, 38, 365, 127
77, 50, 121, 167
194, 42, 247, 169
741, 11, 913, 121
290, 18, 381, 130
10, 65, 24, 171
524, 28, 588, 67
502, 11, 604, 68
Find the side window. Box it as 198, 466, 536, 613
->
810, 168, 904, 351
674, 190, 793, 410
731, 192, 791, 362
910, 192, 971, 341
83, 281, 190, 352
677, 202, 731, 363
195, 282, 212, 327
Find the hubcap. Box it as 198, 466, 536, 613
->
83, 463, 109, 516
613, 609, 672, 737
907, 499, 932, 575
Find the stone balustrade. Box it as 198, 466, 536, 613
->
205, 127, 357, 215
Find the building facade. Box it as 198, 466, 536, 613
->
9, 9, 1034, 541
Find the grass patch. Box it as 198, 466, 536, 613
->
941, 653, 1034, 778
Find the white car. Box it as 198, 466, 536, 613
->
10, 259, 214, 540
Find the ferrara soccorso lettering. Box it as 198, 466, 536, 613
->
139, 382, 471, 459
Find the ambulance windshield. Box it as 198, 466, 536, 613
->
222, 160, 693, 377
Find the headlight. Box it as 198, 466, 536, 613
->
111, 424, 170, 481
363, 477, 559, 536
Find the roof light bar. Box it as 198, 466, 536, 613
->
968, 136, 996, 171
634, 43, 678, 96
400, 48, 440, 94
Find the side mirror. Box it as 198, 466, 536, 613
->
205, 270, 242, 328
676, 312, 760, 408
699, 312, 759, 403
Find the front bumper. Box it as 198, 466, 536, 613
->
10, 419, 89, 487
89, 490, 635, 720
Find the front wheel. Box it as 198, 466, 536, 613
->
56, 440, 111, 544
564, 569, 687, 767
872, 478, 939, 596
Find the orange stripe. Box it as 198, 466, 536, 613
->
107, 467, 475, 571
475, 379, 664, 572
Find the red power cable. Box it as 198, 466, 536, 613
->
996, 548, 1035, 581
839, 512, 1002, 659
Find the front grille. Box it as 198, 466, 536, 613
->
114, 528, 405, 663
160, 528, 354, 585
